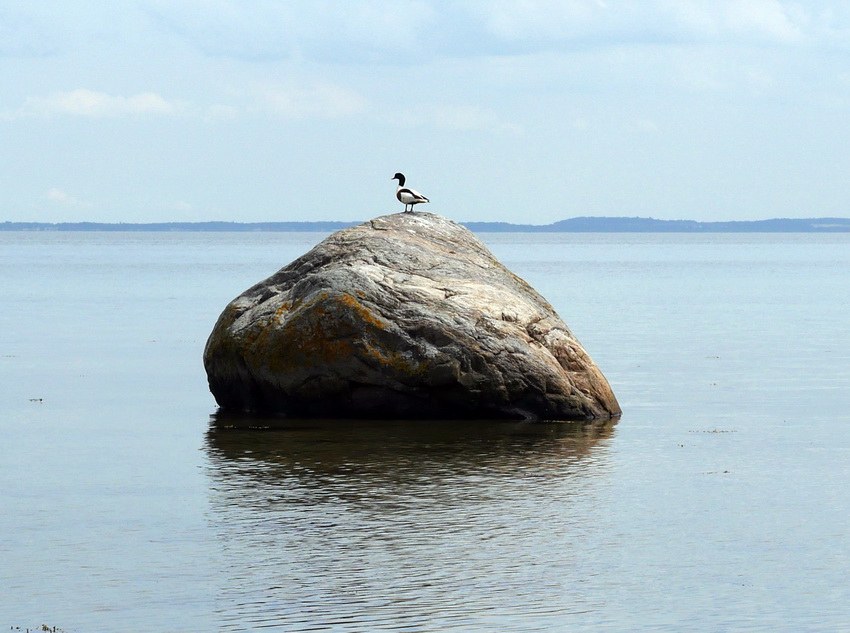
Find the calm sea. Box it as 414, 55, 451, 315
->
2, 230, 849, 632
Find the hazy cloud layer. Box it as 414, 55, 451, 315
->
5, 1, 842, 62
21, 90, 185, 118
139, 0, 849, 61
3, 1, 850, 223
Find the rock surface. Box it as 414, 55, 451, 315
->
203, 212, 621, 421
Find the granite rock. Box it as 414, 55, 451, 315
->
203, 212, 621, 420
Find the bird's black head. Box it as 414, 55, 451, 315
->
391, 172, 405, 186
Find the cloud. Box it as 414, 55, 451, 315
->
143, 0, 436, 62
2, 83, 369, 123
663, 0, 804, 44
1, 0, 840, 69
467, 0, 809, 49
140, 0, 826, 65
472, 0, 606, 42
725, 0, 804, 42
46, 188, 92, 208
23, 89, 185, 118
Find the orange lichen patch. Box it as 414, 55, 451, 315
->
232, 292, 382, 374
232, 290, 431, 380
273, 301, 292, 320
333, 294, 427, 376
359, 339, 425, 377
247, 295, 340, 369
207, 303, 242, 342
334, 293, 387, 331
272, 296, 306, 322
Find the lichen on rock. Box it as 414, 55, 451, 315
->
203, 212, 621, 421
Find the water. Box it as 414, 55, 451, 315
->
2, 231, 849, 632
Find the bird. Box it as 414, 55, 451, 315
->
391, 172, 430, 213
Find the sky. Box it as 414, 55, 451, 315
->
2, 0, 850, 224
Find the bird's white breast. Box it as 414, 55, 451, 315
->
397, 187, 426, 204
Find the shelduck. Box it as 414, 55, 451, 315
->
391, 173, 430, 213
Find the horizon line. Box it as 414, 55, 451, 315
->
3, 216, 850, 233
4, 215, 850, 224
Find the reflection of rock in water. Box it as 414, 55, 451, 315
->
203, 415, 618, 629
205, 413, 616, 507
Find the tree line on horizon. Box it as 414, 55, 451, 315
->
2, 217, 850, 232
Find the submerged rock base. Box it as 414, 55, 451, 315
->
203, 212, 620, 421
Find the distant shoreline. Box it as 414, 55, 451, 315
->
3, 217, 850, 233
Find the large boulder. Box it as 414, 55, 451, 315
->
203, 212, 620, 421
